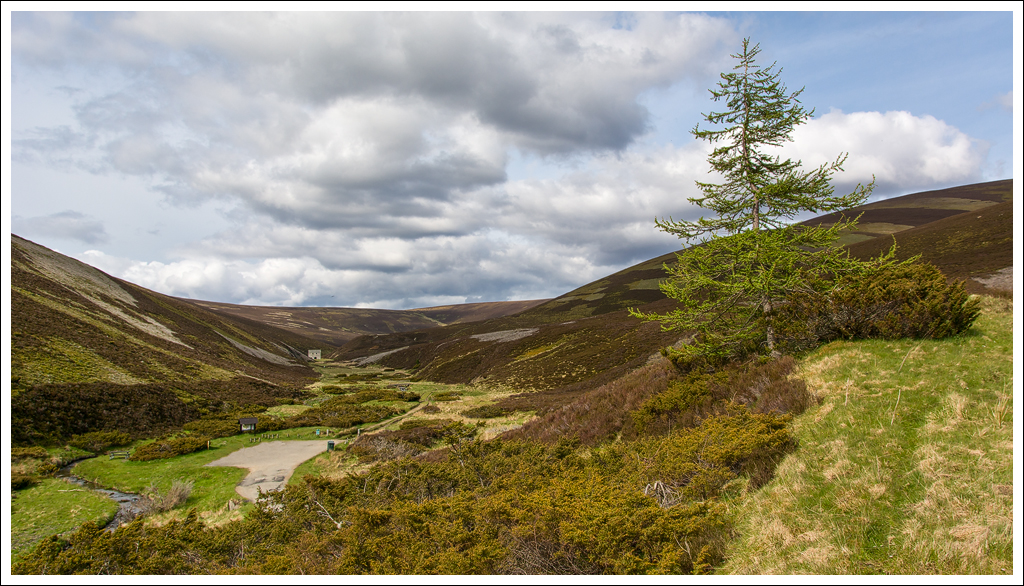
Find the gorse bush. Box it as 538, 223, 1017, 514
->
431, 391, 462, 402
777, 261, 980, 351
184, 408, 283, 438
352, 419, 455, 454
182, 418, 240, 439
328, 389, 420, 404
461, 405, 510, 419
348, 436, 424, 463
129, 435, 210, 462
504, 358, 677, 446
285, 400, 398, 429
11, 472, 38, 491
628, 357, 812, 438
68, 430, 132, 453
16, 412, 794, 575
11, 446, 49, 461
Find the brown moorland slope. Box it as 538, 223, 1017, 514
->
11, 235, 322, 443
844, 200, 1013, 294
187, 298, 548, 346
333, 179, 1013, 420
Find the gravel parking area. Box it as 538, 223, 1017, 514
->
205, 440, 330, 502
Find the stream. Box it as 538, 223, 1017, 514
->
57, 460, 146, 532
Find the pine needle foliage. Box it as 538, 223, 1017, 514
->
632, 38, 874, 361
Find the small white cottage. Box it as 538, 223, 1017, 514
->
308, 349, 322, 360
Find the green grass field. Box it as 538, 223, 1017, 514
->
11, 478, 121, 561
722, 296, 1013, 574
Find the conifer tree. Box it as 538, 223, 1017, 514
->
632, 38, 874, 361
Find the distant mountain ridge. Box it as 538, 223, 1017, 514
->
186, 298, 549, 346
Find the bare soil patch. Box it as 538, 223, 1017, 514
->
972, 266, 1013, 292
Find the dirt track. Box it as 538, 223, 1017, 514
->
205, 440, 330, 502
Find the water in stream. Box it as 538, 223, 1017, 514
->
57, 461, 146, 531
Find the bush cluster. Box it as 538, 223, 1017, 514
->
777, 261, 980, 351
137, 480, 195, 515
12, 472, 38, 491
11, 446, 49, 461
68, 431, 132, 453
329, 389, 420, 404
285, 400, 397, 430
431, 391, 462, 402
182, 419, 240, 439
461, 405, 509, 419
348, 436, 424, 463
15, 408, 794, 574
628, 357, 812, 440
350, 420, 456, 460
129, 435, 210, 462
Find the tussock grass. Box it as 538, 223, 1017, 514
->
722, 296, 1013, 574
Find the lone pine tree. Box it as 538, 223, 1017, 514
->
632, 38, 874, 362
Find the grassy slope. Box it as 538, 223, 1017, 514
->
722, 296, 1013, 574
11, 478, 121, 561
11, 235, 321, 391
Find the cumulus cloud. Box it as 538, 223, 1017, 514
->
12, 12, 997, 308
14, 210, 109, 245
775, 109, 987, 199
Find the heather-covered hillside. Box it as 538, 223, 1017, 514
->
11, 235, 321, 444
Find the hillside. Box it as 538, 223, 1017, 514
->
8, 178, 1014, 575
817, 179, 1013, 295
181, 180, 1012, 372
10, 235, 322, 443
331, 180, 1014, 415
187, 298, 548, 346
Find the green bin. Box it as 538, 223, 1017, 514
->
327, 440, 335, 451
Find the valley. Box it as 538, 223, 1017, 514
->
8, 179, 1015, 575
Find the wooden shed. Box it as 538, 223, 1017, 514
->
239, 417, 258, 433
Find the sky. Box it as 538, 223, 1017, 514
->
4, 6, 1020, 310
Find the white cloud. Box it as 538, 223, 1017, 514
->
12, 12, 1000, 309
778, 109, 987, 198
14, 211, 109, 245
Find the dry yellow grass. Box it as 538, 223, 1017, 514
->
721, 296, 1013, 575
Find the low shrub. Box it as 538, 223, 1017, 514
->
137, 479, 195, 514
130, 436, 210, 462
183, 419, 239, 439
285, 401, 398, 429
348, 436, 423, 463
329, 389, 420, 404
432, 391, 462, 402
778, 261, 981, 351
368, 419, 456, 448
627, 357, 812, 438
11, 446, 49, 461
461, 405, 509, 419
12, 472, 38, 491
68, 430, 132, 453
